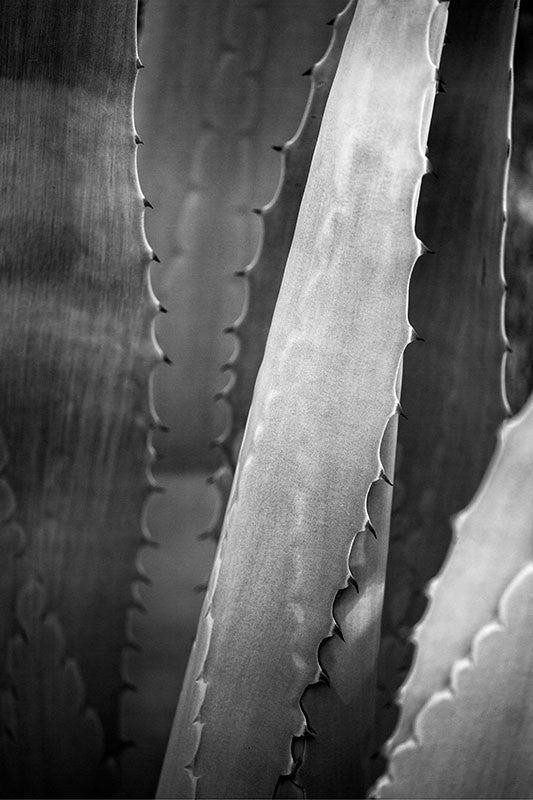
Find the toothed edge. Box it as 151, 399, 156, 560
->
284, 4, 447, 793
374, 563, 533, 797
378, 1, 521, 762
378, 0, 519, 752
500, 5, 518, 419
0, 442, 110, 794
121, 8, 167, 761
219, 0, 359, 483
2, 578, 107, 795
159, 4, 362, 792
200, 465, 234, 544
159, 2, 445, 797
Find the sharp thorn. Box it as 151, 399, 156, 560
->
272, 144, 283, 152
348, 575, 360, 594
302, 67, 313, 76
366, 520, 378, 539
333, 622, 345, 642
397, 403, 408, 420
326, 16, 336, 25
252, 207, 262, 215
163, 354, 172, 365
143, 537, 159, 550
135, 135, 144, 145
318, 670, 330, 688
143, 198, 153, 209
234, 269, 246, 277
198, 530, 218, 544
425, 158, 438, 179
136, 58, 144, 69
379, 469, 394, 487
224, 325, 236, 334
152, 252, 161, 263
159, 304, 168, 313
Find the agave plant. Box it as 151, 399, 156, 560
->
0, 0, 531, 798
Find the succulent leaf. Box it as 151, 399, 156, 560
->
157, 2, 445, 796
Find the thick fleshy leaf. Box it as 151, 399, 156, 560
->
222, 0, 358, 469
376, 0, 518, 753
135, 0, 346, 471
375, 392, 533, 798
0, 0, 159, 785
291, 416, 397, 799
157, 2, 444, 797
385, 387, 533, 759
206, 0, 358, 544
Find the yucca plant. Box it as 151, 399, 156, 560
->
0, 0, 531, 798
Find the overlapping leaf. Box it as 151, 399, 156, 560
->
376, 391, 533, 798
376, 0, 518, 756
157, 2, 444, 796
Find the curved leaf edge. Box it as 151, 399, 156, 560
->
273, 2, 449, 793
375, 0, 519, 765
202, 0, 359, 545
